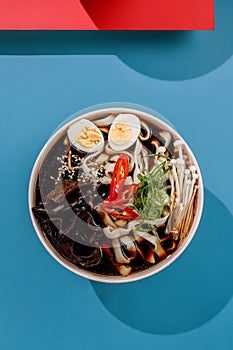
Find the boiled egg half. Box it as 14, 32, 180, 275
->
108, 114, 141, 151
68, 119, 104, 153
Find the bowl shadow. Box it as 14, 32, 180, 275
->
91, 189, 233, 334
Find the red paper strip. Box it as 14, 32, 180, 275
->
0, 0, 97, 30
0, 0, 214, 30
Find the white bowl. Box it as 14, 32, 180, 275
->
28, 106, 204, 283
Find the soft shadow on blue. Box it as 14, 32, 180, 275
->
118, 0, 233, 80
91, 189, 233, 334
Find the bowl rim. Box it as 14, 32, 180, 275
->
28, 106, 204, 284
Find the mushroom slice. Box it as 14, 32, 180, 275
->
146, 247, 156, 264
119, 236, 137, 259
150, 137, 160, 155
179, 185, 198, 244
135, 230, 166, 259
96, 207, 116, 228
171, 159, 181, 205
166, 205, 185, 240
183, 180, 192, 205
167, 180, 198, 241
112, 238, 130, 264
139, 121, 151, 141
168, 170, 176, 213
136, 245, 145, 259
166, 240, 177, 252
182, 169, 191, 204
174, 140, 185, 159
159, 131, 171, 148
187, 171, 198, 203
176, 158, 185, 199
102, 244, 132, 276
133, 140, 143, 184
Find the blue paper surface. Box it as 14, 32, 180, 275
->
0, 55, 232, 349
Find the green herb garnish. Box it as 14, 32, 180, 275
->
143, 153, 171, 160
133, 161, 170, 223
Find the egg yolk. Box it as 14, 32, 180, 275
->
77, 127, 101, 148
111, 122, 132, 146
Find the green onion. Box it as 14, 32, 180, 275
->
143, 153, 171, 160
133, 160, 170, 224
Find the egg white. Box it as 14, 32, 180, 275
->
108, 114, 141, 151
68, 119, 104, 153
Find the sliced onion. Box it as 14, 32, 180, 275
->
143, 213, 169, 227
103, 226, 131, 239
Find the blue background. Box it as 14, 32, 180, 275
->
0, 53, 233, 349
1, 1, 233, 344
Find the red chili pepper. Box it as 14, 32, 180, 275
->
100, 155, 140, 221
101, 199, 130, 212
110, 207, 140, 221
102, 184, 138, 210
121, 184, 138, 200
105, 154, 129, 202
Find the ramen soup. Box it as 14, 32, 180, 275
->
32, 113, 199, 277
